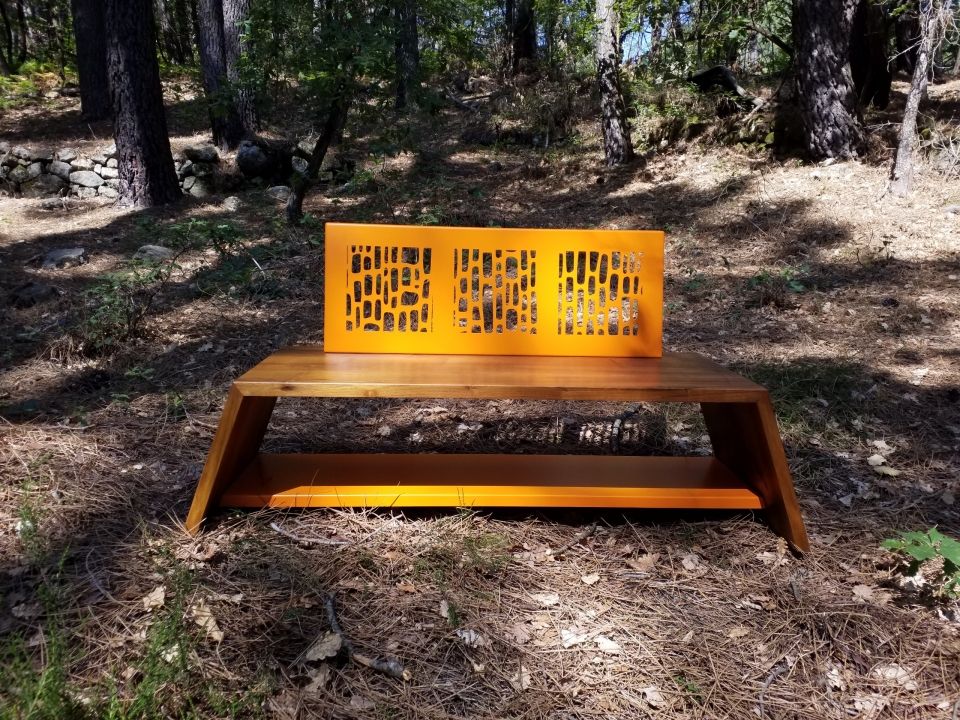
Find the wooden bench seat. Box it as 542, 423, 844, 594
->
187, 224, 809, 551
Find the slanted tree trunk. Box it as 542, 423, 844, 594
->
889, 0, 939, 196
511, 0, 535, 73
222, 0, 256, 132
595, 0, 633, 166
71, 0, 110, 120
394, 0, 419, 110
285, 94, 351, 225
793, 0, 865, 159
106, 0, 181, 207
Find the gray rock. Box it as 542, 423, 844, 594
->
291, 156, 309, 176
48, 160, 72, 180
236, 140, 271, 177
12, 145, 31, 159
103, 143, 117, 158
188, 178, 210, 197
71, 157, 94, 171
178, 159, 194, 178
26, 162, 43, 179
39, 197, 72, 210
69, 170, 104, 188
9, 281, 56, 308
94, 163, 103, 174
91, 154, 107, 166
44, 90, 60, 99
42, 247, 87, 269
945, 205, 960, 217
99, 166, 118, 179
23, 174, 67, 198
8, 165, 30, 184
106, 158, 118, 168
0, 140, 9, 154
266, 185, 291, 202
33, 149, 53, 163
75, 185, 98, 199
222, 196, 242, 211
56, 147, 78, 162
184, 145, 219, 163
133, 244, 174, 261
297, 137, 317, 155
182, 176, 197, 190
104, 178, 120, 189
97, 185, 118, 199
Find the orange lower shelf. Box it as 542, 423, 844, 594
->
220, 454, 762, 510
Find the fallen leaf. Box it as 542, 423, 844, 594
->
873, 465, 901, 476
304, 632, 342, 661
727, 625, 750, 639
142, 586, 166, 611
595, 635, 621, 654
852, 584, 874, 603
580, 574, 600, 585
455, 628, 487, 647
825, 664, 846, 691
349, 695, 375, 710
641, 685, 666, 708
11, 602, 41, 619
531, 592, 560, 607
395, 580, 417, 593
627, 553, 660, 572
681, 553, 701, 571
304, 665, 331, 693
867, 454, 886, 467
871, 440, 894, 453
191, 600, 224, 643
377, 425, 392, 437
438, 600, 451, 621
561, 627, 589, 648
873, 663, 918, 691
471, 660, 485, 673
853, 693, 889, 719
510, 666, 532, 691
507, 623, 531, 644
161, 645, 181, 663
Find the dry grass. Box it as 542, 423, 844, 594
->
1, 76, 959, 719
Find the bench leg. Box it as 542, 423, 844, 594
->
185, 387, 277, 534
700, 397, 809, 552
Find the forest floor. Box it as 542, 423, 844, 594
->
1, 75, 959, 719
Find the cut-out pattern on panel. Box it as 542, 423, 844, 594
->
453, 248, 538, 333
345, 245, 432, 332
557, 250, 645, 335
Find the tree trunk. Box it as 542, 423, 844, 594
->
894, 9, 919, 74
106, 0, 181, 207
222, 0, 256, 134
511, 0, 535, 73
793, 0, 864, 159
595, 0, 633, 166
173, 0, 193, 62
71, 0, 110, 120
286, 94, 351, 225
197, 0, 244, 149
394, 0, 419, 110
849, 0, 892, 109
889, 0, 938, 196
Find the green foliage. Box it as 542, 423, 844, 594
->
746, 266, 808, 307
883, 528, 960, 598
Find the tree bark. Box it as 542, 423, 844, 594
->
222, 0, 256, 132
71, 0, 110, 120
595, 0, 633, 166
197, 0, 251, 149
106, 0, 181, 207
286, 94, 351, 225
394, 0, 419, 110
850, 0, 892, 109
793, 0, 865, 159
511, 0, 535, 73
889, 0, 938, 196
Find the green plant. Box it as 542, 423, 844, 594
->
882, 528, 960, 598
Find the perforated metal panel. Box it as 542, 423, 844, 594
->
324, 223, 664, 357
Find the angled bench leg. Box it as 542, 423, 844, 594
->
700, 397, 809, 552
186, 386, 277, 534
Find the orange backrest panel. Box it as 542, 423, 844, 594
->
323, 223, 664, 357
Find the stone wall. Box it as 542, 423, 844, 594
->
0, 142, 223, 200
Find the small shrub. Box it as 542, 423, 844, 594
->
882, 527, 960, 599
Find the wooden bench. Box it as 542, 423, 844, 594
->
186, 223, 809, 551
